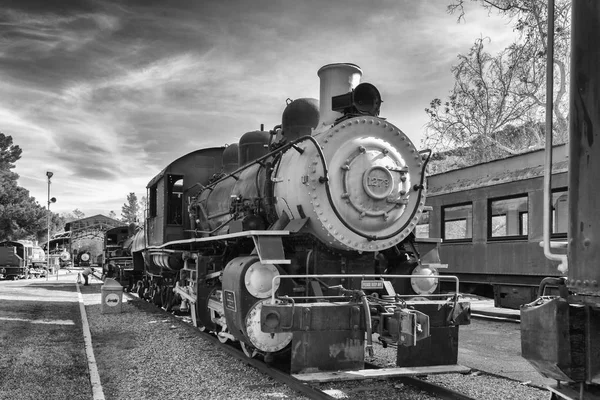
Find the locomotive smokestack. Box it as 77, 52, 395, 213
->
317, 63, 362, 128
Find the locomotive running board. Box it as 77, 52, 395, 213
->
292, 365, 471, 383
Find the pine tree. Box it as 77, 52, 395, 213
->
121, 192, 139, 224
0, 133, 49, 241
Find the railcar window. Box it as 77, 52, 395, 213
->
416, 211, 430, 238
167, 175, 184, 225
519, 212, 528, 236
442, 203, 472, 241
552, 189, 568, 236
149, 185, 157, 218
488, 195, 528, 239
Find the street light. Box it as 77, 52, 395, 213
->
46, 171, 56, 281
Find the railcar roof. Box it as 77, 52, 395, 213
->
146, 146, 225, 188
427, 144, 569, 196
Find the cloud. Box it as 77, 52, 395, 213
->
2, 0, 518, 217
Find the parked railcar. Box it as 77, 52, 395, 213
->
0, 240, 46, 279
133, 63, 470, 374
100, 225, 141, 290
521, 3, 600, 399
421, 145, 568, 308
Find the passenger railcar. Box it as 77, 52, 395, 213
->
521, 2, 600, 399
133, 63, 470, 374
422, 145, 568, 308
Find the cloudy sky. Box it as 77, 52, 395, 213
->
2, 0, 516, 218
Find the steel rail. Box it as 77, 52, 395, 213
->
360, 362, 477, 400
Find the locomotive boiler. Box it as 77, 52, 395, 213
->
134, 63, 470, 374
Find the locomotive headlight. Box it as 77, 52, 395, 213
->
410, 264, 439, 295
331, 82, 382, 116
244, 262, 280, 298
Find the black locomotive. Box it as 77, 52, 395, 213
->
129, 63, 470, 373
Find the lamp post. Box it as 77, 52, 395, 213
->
46, 171, 56, 281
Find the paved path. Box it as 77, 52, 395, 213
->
461, 297, 554, 388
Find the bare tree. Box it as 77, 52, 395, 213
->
424, 0, 570, 168
136, 196, 147, 225
72, 209, 85, 220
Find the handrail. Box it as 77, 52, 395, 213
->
270, 273, 460, 308
542, 0, 568, 273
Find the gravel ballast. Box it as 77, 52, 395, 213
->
85, 291, 550, 400
86, 295, 309, 400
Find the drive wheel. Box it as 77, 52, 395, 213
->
136, 281, 144, 297
162, 287, 174, 311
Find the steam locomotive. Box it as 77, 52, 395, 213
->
0, 240, 46, 279
130, 63, 470, 373
75, 251, 91, 268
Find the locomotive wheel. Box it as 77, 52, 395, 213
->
190, 303, 198, 327
217, 326, 229, 343
161, 287, 173, 311
241, 342, 258, 359
166, 291, 175, 312
152, 287, 162, 306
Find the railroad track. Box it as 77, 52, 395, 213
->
123, 291, 479, 400
471, 310, 520, 323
